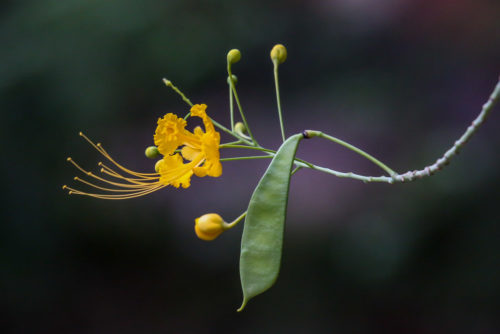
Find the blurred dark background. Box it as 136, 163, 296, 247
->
1, 0, 499, 333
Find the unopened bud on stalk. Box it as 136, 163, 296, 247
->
227, 49, 241, 65
235, 122, 247, 136
270, 44, 287, 64
194, 213, 229, 241
145, 146, 160, 159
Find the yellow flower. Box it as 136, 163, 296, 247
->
154, 113, 188, 156
63, 104, 222, 199
157, 104, 222, 179
194, 213, 228, 241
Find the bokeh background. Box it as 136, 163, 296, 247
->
1, 0, 499, 333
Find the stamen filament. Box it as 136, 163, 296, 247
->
67, 184, 166, 200
79, 132, 158, 177
99, 163, 160, 181
74, 177, 158, 193
67, 158, 159, 189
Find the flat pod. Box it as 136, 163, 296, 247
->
238, 134, 303, 311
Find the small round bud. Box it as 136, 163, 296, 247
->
235, 122, 246, 134
227, 49, 241, 65
270, 44, 287, 64
227, 74, 238, 85
234, 121, 251, 140
145, 146, 160, 159
194, 213, 228, 241
154, 159, 163, 173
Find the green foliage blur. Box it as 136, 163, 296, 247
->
1, 0, 499, 332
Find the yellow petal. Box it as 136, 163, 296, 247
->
193, 126, 204, 137
158, 154, 194, 188
154, 113, 187, 155
200, 131, 222, 177
190, 104, 215, 134
193, 166, 208, 177
181, 146, 201, 161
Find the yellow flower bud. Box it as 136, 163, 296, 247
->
154, 159, 163, 173
270, 44, 287, 64
227, 49, 241, 65
145, 146, 160, 159
194, 213, 228, 241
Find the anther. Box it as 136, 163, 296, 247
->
62, 185, 67, 190
79, 132, 83, 136
74, 177, 79, 181
67, 157, 72, 162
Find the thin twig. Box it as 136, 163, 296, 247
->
393, 77, 500, 182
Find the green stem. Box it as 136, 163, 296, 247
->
273, 60, 286, 142
292, 161, 392, 183
163, 79, 193, 107
221, 140, 243, 146
219, 144, 273, 153
227, 64, 258, 145
225, 211, 247, 229
220, 156, 272, 162
305, 130, 397, 177
291, 166, 302, 175
211, 118, 253, 146
220, 142, 393, 183
229, 84, 235, 131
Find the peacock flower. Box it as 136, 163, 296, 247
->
63, 104, 222, 199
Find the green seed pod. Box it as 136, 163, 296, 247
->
238, 133, 303, 311
227, 49, 241, 65
270, 44, 287, 64
227, 74, 238, 85
145, 146, 160, 159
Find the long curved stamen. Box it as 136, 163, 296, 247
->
79, 132, 158, 177
73, 177, 158, 193
99, 163, 160, 182
64, 105, 222, 200
64, 184, 166, 199
67, 158, 157, 189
